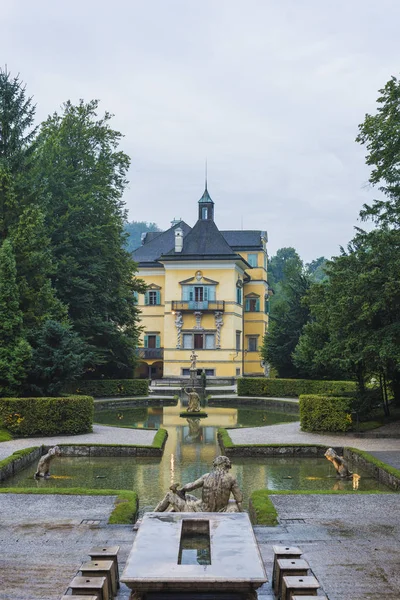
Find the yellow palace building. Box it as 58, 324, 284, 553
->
133, 187, 270, 380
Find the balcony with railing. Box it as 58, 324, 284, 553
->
135, 348, 164, 360
171, 300, 225, 312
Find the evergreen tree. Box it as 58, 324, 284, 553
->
33, 100, 146, 377
26, 320, 89, 396
0, 240, 31, 396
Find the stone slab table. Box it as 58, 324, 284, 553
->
121, 512, 268, 597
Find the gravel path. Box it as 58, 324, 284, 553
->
0, 424, 156, 461
229, 420, 400, 451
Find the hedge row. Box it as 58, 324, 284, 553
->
65, 379, 149, 398
237, 377, 356, 398
299, 394, 352, 432
0, 396, 93, 436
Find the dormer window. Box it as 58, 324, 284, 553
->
202, 207, 208, 219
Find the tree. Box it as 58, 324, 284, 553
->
26, 320, 89, 396
32, 100, 146, 377
0, 240, 31, 396
124, 220, 162, 252
305, 256, 328, 282
262, 272, 311, 378
0, 69, 64, 333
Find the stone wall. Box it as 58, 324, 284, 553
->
344, 448, 400, 491
0, 447, 42, 482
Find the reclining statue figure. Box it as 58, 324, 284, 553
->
34, 446, 61, 478
324, 447, 352, 478
154, 455, 243, 513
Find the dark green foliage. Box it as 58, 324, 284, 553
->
0, 240, 32, 396
124, 220, 162, 252
237, 377, 356, 398
305, 256, 328, 282
26, 320, 90, 396
262, 269, 311, 378
0, 396, 93, 436
268, 247, 303, 288
65, 378, 149, 397
32, 100, 146, 378
299, 394, 352, 432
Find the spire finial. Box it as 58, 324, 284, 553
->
205, 159, 208, 191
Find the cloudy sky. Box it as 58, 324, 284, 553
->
3, 1, 399, 261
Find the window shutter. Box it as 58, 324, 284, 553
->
208, 286, 215, 301
189, 288, 194, 301
156, 291, 161, 305
156, 335, 161, 348
255, 299, 260, 312
204, 286, 208, 301
144, 335, 148, 348
245, 298, 250, 311
144, 292, 149, 305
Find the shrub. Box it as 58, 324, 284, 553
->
299, 394, 352, 432
249, 490, 278, 525
237, 377, 356, 398
0, 396, 93, 436
65, 379, 149, 398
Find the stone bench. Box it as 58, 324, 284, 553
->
271, 545, 303, 588
68, 575, 109, 600
274, 558, 310, 598
281, 575, 320, 600
80, 560, 116, 598
89, 545, 120, 590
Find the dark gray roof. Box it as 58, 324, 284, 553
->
221, 230, 266, 250
143, 231, 163, 244
132, 221, 191, 265
162, 219, 237, 260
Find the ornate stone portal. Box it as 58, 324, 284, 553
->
34, 445, 61, 478
154, 455, 243, 513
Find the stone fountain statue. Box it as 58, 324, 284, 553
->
324, 447, 352, 478
154, 455, 243, 513
34, 446, 61, 478
184, 387, 201, 412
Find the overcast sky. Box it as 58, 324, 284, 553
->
3, 1, 399, 262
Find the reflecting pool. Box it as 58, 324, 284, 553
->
1, 400, 392, 508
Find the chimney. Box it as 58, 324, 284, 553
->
175, 227, 183, 253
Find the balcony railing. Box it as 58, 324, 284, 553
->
171, 300, 225, 312
135, 348, 164, 360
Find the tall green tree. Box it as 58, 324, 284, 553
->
33, 100, 146, 377
262, 271, 311, 378
0, 69, 64, 333
0, 240, 31, 396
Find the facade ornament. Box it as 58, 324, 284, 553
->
195, 270, 202, 281
193, 311, 203, 329
174, 311, 183, 348
214, 311, 223, 349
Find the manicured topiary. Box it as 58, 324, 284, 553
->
65, 379, 149, 398
0, 396, 93, 436
299, 394, 352, 432
237, 377, 356, 398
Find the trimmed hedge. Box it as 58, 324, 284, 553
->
238, 377, 356, 398
299, 394, 352, 432
65, 379, 149, 398
0, 396, 93, 436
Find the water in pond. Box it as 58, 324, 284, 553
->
1, 400, 392, 506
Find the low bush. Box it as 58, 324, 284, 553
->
0, 396, 93, 436
238, 377, 356, 398
65, 379, 149, 398
299, 394, 352, 432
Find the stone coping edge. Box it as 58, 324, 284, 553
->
344, 448, 400, 491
